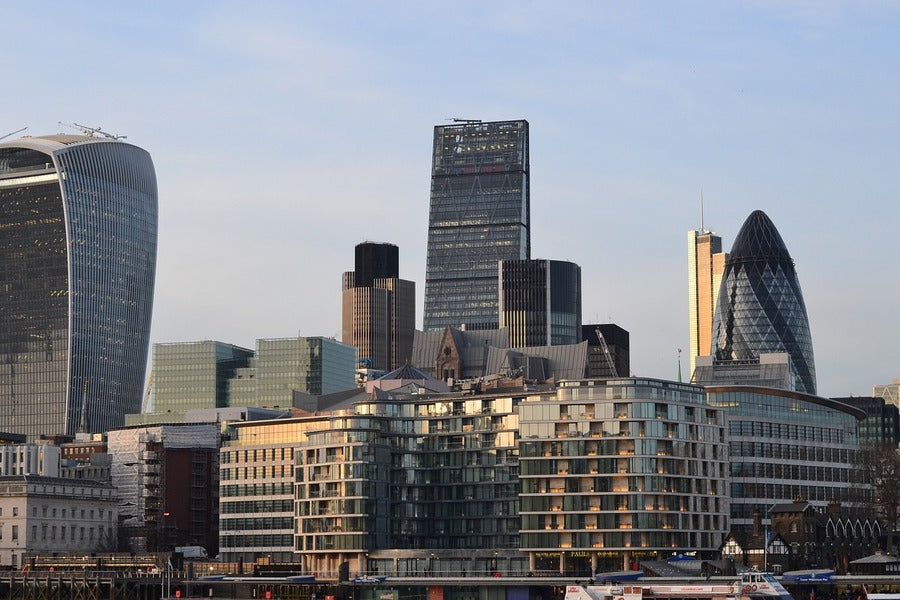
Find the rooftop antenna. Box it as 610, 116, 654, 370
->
58, 121, 127, 140
0, 127, 27, 142
677, 348, 683, 383
700, 190, 705, 233
448, 118, 482, 123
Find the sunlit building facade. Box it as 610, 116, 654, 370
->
518, 378, 729, 574
342, 242, 415, 371
0, 135, 157, 439
687, 228, 726, 376
219, 387, 537, 576
424, 120, 530, 332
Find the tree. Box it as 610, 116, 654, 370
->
852, 444, 900, 555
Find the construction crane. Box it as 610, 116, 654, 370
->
58, 121, 127, 140
595, 327, 618, 378
141, 371, 154, 414
0, 127, 27, 142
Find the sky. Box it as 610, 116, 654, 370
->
2, 1, 898, 398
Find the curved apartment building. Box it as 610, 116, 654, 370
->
518, 378, 729, 574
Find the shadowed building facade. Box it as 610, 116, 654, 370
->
424, 120, 529, 332
710, 210, 817, 394
0, 134, 157, 439
499, 259, 581, 347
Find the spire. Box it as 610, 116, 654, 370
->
700, 190, 705, 233
677, 348, 683, 383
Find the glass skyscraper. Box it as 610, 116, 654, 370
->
711, 210, 816, 394
424, 120, 530, 332
0, 134, 157, 438
499, 259, 581, 347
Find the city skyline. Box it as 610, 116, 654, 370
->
2, 2, 898, 398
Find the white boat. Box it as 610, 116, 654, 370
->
565, 569, 793, 600
739, 569, 794, 600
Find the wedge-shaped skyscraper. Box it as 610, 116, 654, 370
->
0, 134, 157, 438
711, 210, 816, 394
424, 119, 529, 331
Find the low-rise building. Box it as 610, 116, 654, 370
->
0, 475, 117, 567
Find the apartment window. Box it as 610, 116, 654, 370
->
61, 526, 66, 540
12, 507, 17, 517
11, 526, 18, 541
31, 525, 36, 541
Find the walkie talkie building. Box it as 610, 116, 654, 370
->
0, 134, 157, 439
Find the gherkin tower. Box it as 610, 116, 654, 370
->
711, 210, 816, 394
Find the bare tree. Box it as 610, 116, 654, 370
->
853, 444, 900, 555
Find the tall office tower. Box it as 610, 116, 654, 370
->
711, 210, 816, 394
424, 119, 530, 332
0, 134, 157, 439
687, 228, 727, 376
498, 259, 581, 347
342, 242, 415, 371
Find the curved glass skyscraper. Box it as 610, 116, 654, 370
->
0, 134, 157, 438
711, 210, 816, 394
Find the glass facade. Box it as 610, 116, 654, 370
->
220, 389, 530, 576
499, 259, 582, 347
150, 341, 254, 419
518, 379, 729, 573
0, 136, 157, 439
137, 337, 357, 423
706, 386, 864, 538
712, 210, 816, 394
220, 419, 329, 563
424, 120, 529, 332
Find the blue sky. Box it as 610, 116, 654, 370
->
3, 1, 898, 397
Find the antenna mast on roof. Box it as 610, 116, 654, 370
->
448, 118, 482, 123
0, 127, 27, 142
700, 190, 705, 232
58, 121, 127, 140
